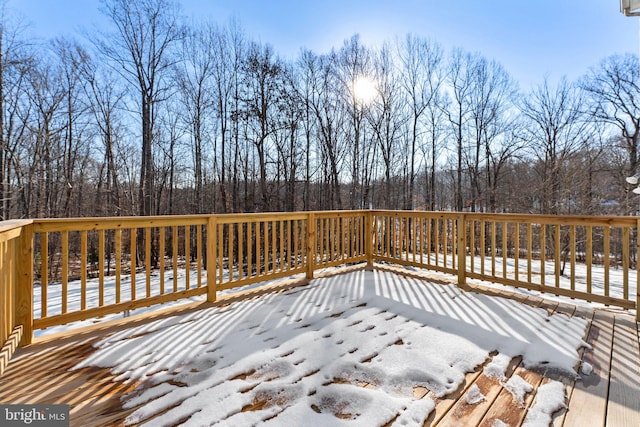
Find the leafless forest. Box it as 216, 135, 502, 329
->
0, 0, 638, 221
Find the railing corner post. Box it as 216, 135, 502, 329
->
307, 213, 316, 279
457, 214, 467, 287
207, 215, 217, 303
16, 223, 34, 346
365, 211, 374, 270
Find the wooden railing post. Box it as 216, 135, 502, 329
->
207, 215, 217, 303
15, 223, 33, 346
307, 213, 316, 279
457, 214, 466, 287
365, 211, 374, 270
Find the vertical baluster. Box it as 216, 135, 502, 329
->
185, 226, 191, 290
115, 229, 122, 302
540, 224, 546, 287
514, 223, 520, 282
159, 227, 165, 295
555, 225, 561, 288
197, 225, 203, 287
145, 227, 151, 296
80, 230, 87, 310
41, 233, 48, 319
586, 225, 592, 300
570, 225, 576, 291
604, 226, 610, 299
491, 222, 496, 277
173, 226, 179, 292
527, 223, 532, 284
130, 229, 136, 301
502, 222, 507, 279
469, 219, 475, 274
99, 230, 105, 306
622, 226, 629, 300
480, 220, 485, 275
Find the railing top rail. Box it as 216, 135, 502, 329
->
0, 219, 33, 234
20, 211, 640, 235
0, 219, 32, 243
369, 210, 461, 219
31, 210, 375, 230
214, 212, 310, 223
8, 210, 639, 239
460, 212, 639, 227
33, 215, 209, 232
368, 210, 640, 227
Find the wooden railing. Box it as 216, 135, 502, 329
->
0, 220, 32, 375
32, 216, 210, 331
464, 213, 638, 309
1, 210, 638, 359
26, 212, 369, 337
374, 211, 639, 312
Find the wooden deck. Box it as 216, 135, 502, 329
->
1, 268, 639, 427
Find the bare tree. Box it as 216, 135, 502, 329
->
467, 56, 518, 212
53, 38, 92, 216
212, 20, 246, 213
336, 35, 372, 209
295, 49, 319, 210
239, 42, 284, 212
397, 34, 444, 210
22, 54, 66, 217
368, 43, 404, 209
446, 48, 475, 211
175, 22, 215, 214
581, 54, 640, 192
80, 57, 126, 216
520, 77, 587, 214
96, 0, 182, 217
0, 2, 30, 219
306, 52, 346, 209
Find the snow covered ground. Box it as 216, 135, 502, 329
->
34, 252, 637, 339
396, 252, 637, 313
71, 269, 589, 426
466, 254, 638, 302
34, 268, 208, 337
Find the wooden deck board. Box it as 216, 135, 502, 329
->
552, 307, 595, 427
478, 365, 544, 427
427, 366, 484, 425
435, 356, 522, 427
563, 310, 614, 427
0, 338, 138, 425
605, 314, 640, 427
0, 271, 638, 427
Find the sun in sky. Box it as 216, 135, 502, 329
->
353, 76, 377, 105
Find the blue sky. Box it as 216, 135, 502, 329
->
10, 0, 640, 90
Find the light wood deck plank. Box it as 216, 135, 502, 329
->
605, 314, 640, 427
477, 366, 543, 427
563, 310, 614, 427
434, 356, 522, 427
427, 366, 484, 425
552, 307, 595, 427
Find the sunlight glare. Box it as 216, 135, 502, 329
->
353, 76, 377, 105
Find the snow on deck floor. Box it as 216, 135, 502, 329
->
74, 270, 589, 426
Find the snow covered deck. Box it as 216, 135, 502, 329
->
1, 267, 639, 427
